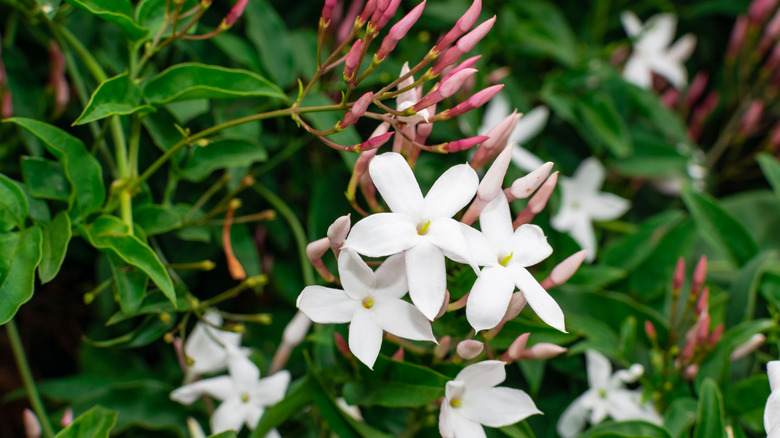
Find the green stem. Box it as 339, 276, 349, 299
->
252, 182, 315, 286
7, 319, 56, 438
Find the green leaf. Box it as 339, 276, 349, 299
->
208, 432, 237, 438
106, 290, 191, 325
6, 118, 106, 220
21, 157, 70, 201
726, 250, 778, 326
342, 380, 444, 408
629, 219, 696, 299
107, 254, 147, 315
74, 73, 154, 125
695, 319, 775, 388
602, 210, 684, 271
39, 211, 72, 283
693, 379, 727, 438
55, 406, 117, 438
86, 313, 175, 348
757, 153, 780, 197
182, 139, 268, 182
65, 0, 148, 40
79, 216, 176, 305
682, 186, 758, 267
0, 174, 29, 231
725, 375, 770, 432
580, 420, 672, 438
143, 63, 285, 105
133, 205, 181, 236
245, 0, 296, 88
253, 377, 312, 437
664, 397, 698, 438
0, 226, 43, 325
575, 92, 633, 157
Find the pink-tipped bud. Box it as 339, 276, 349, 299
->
61, 408, 74, 427
222, 0, 249, 28
738, 100, 765, 137
696, 311, 710, 344
282, 311, 312, 347
375, 0, 402, 30
436, 289, 450, 320
527, 171, 558, 214
770, 121, 780, 152
454, 16, 495, 53
445, 55, 482, 79
683, 72, 709, 110
334, 332, 351, 358
307, 237, 336, 282
506, 162, 554, 201
761, 9, 780, 55
462, 145, 513, 225
357, 0, 377, 26
2, 92, 13, 119
434, 335, 452, 359
691, 255, 707, 295
730, 333, 766, 360
679, 338, 696, 364
436, 135, 488, 153
48, 41, 69, 115
505, 333, 530, 361
413, 68, 477, 112
503, 292, 527, 321
376, 1, 426, 60
748, 0, 778, 26
356, 131, 394, 152
343, 39, 364, 82
688, 92, 721, 142
339, 91, 373, 129
457, 339, 484, 359
23, 409, 41, 438
645, 320, 657, 340
683, 364, 699, 380
708, 323, 724, 347
322, 0, 338, 25
392, 346, 404, 361
766, 41, 780, 74
434, 0, 481, 53
444, 84, 503, 120
520, 343, 567, 360
327, 214, 351, 257
471, 110, 519, 167
727, 16, 748, 59
660, 87, 680, 109
695, 286, 710, 316
370, 0, 391, 25
541, 249, 588, 289
673, 257, 686, 290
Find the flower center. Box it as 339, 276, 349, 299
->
597, 389, 607, 399
449, 398, 462, 408
499, 252, 513, 266
241, 393, 250, 403
417, 220, 431, 235
362, 297, 374, 309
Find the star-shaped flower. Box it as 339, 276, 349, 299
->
184, 311, 248, 381
171, 348, 290, 434
620, 11, 696, 89
550, 158, 630, 262
465, 193, 565, 333
557, 350, 661, 438
766, 361, 780, 437
344, 152, 479, 320
440, 360, 541, 438
296, 248, 435, 369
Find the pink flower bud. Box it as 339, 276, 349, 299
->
748, 0, 778, 26
23, 409, 41, 438
431, 46, 465, 77
61, 408, 74, 427
375, 0, 402, 30
434, 0, 482, 53
520, 343, 567, 360
376, 1, 426, 60
307, 237, 336, 282
760, 9, 780, 54
645, 320, 657, 340
1, 90, 13, 119
503, 292, 527, 321
708, 323, 724, 347
679, 338, 695, 364
435, 135, 488, 153
696, 311, 710, 344
462, 145, 514, 224
434, 335, 452, 359
357, 0, 377, 26
282, 311, 311, 346
222, 0, 249, 28
356, 131, 394, 151
470, 110, 519, 167
660, 87, 680, 109
413, 68, 477, 112
727, 16, 748, 59
343, 39, 364, 81
691, 255, 707, 295
541, 249, 588, 289
513, 171, 558, 227
444, 84, 503, 120
688, 92, 720, 142
695, 286, 709, 317
505, 333, 530, 361
371, 0, 390, 26
769, 42, 780, 73
683, 364, 699, 380
455, 16, 495, 53
334, 332, 351, 358
505, 162, 554, 201
673, 257, 686, 290
436, 289, 450, 320
730, 333, 766, 360
339, 92, 373, 129
738, 100, 764, 137
457, 339, 484, 359
445, 55, 482, 79
48, 41, 69, 115
322, 0, 338, 25
327, 214, 351, 256
683, 72, 709, 110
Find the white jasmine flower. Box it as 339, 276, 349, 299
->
296, 248, 435, 369
465, 193, 565, 333
396, 62, 429, 124
185, 311, 248, 380
440, 360, 541, 438
171, 348, 290, 435
620, 11, 697, 89
551, 158, 630, 262
344, 152, 479, 320
557, 350, 661, 438
766, 361, 780, 437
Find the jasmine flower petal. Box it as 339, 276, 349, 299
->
466, 266, 515, 332
348, 309, 383, 369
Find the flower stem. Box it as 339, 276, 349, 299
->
7, 319, 55, 438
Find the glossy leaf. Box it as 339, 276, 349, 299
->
21, 157, 70, 201
253, 377, 312, 437
79, 216, 176, 305
182, 139, 268, 182
245, 0, 296, 88
602, 210, 684, 271
39, 211, 72, 284
575, 92, 633, 157
55, 406, 117, 438
682, 186, 758, 267
134, 204, 181, 236
64, 0, 148, 40
579, 420, 672, 438
75, 73, 154, 125
758, 153, 780, 197
107, 254, 148, 315
0, 174, 29, 231
342, 380, 444, 408
693, 379, 726, 438
725, 375, 770, 432
6, 118, 106, 220
628, 219, 696, 299
142, 63, 285, 105
726, 250, 778, 326
663, 397, 698, 438
0, 227, 43, 325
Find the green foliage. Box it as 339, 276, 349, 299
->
55, 406, 117, 438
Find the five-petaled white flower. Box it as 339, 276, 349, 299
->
551, 158, 630, 263
557, 350, 661, 437
184, 311, 248, 381
465, 193, 565, 333
296, 248, 436, 369
440, 360, 541, 438
344, 152, 479, 320
766, 361, 780, 437
171, 347, 290, 434
620, 11, 696, 89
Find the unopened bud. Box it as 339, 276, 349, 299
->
761, 9, 780, 55
357, 0, 377, 26
187, 417, 207, 438
727, 16, 748, 59
708, 323, 724, 347
435, 289, 450, 320
355, 131, 393, 151
282, 311, 312, 346
695, 286, 709, 316
673, 257, 686, 290
683, 364, 699, 380
688, 92, 721, 141
435, 135, 488, 153
660, 87, 680, 109
730, 333, 766, 360
645, 320, 657, 340
339, 92, 373, 129
343, 39, 364, 82
679, 338, 695, 364
327, 214, 351, 255
748, 0, 778, 26
456, 339, 484, 359
541, 249, 588, 289
503, 292, 527, 321
48, 41, 69, 115
61, 408, 73, 427
443, 84, 504, 121
334, 331, 351, 358
505, 162, 554, 201
413, 68, 477, 112
23, 409, 41, 438
514, 171, 558, 227
696, 311, 710, 344
307, 237, 336, 282
683, 72, 709, 110
433, 0, 482, 53
462, 145, 513, 224
321, 0, 338, 26
434, 335, 452, 359
505, 333, 530, 361
375, 0, 402, 30
445, 55, 482, 79
376, 1, 426, 61
738, 100, 764, 137
520, 343, 567, 360
392, 346, 404, 361
431, 16, 495, 76
222, 0, 249, 29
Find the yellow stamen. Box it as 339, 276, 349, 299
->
449, 398, 462, 407
363, 298, 374, 309
241, 393, 250, 403
499, 252, 513, 266
417, 220, 431, 235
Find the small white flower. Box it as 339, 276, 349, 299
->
766, 361, 780, 437
551, 158, 630, 262
620, 11, 696, 89
171, 349, 290, 434
396, 62, 429, 124
557, 350, 661, 438
344, 152, 479, 320
184, 311, 248, 380
296, 248, 436, 369
440, 360, 541, 438
465, 193, 565, 333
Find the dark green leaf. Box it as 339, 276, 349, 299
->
682, 186, 758, 267
695, 319, 775, 388
107, 254, 147, 315
6, 118, 106, 220
726, 250, 778, 326
74, 73, 154, 125
21, 157, 70, 201
664, 397, 698, 438
64, 0, 149, 40
85, 313, 175, 348
79, 216, 176, 305
602, 210, 684, 271
253, 377, 312, 437
39, 211, 71, 283
693, 379, 727, 438
182, 139, 268, 182
143, 63, 285, 105
575, 92, 633, 157
629, 219, 696, 299
134, 204, 181, 235
342, 380, 444, 408
757, 153, 780, 197
208, 432, 237, 438
55, 405, 117, 438
245, 0, 295, 88
580, 420, 672, 438
0, 226, 43, 325
0, 174, 28, 231
725, 375, 770, 432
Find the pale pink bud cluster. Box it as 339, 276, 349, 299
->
501, 333, 566, 362
513, 171, 559, 228
431, 16, 496, 76
412, 68, 477, 112
307, 237, 336, 282
375, 1, 426, 61
688, 92, 721, 142
683, 72, 709, 110
673, 257, 686, 290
